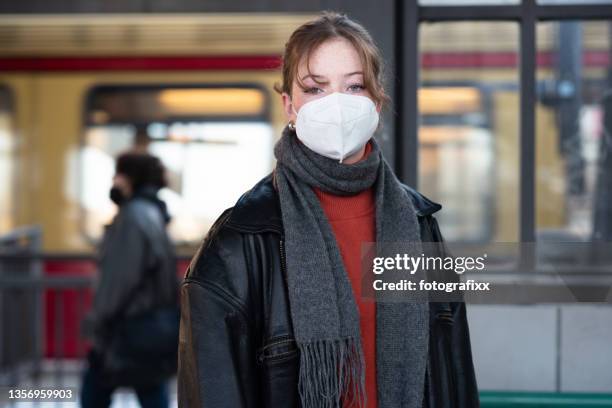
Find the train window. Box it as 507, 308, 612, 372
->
79, 85, 273, 246
535, 21, 611, 242
0, 87, 14, 234
418, 22, 520, 243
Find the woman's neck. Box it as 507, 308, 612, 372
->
343, 140, 373, 164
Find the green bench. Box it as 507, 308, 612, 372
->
480, 391, 612, 407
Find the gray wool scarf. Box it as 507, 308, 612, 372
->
273, 126, 429, 408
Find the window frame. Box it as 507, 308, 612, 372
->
397, 0, 612, 248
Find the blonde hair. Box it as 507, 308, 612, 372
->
274, 11, 390, 109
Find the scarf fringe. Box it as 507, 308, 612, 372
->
298, 337, 366, 408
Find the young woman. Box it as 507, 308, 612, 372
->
178, 12, 479, 408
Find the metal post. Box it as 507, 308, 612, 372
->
520, 0, 537, 245
397, 0, 420, 188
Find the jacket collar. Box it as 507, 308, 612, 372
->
225, 173, 442, 233
130, 185, 171, 224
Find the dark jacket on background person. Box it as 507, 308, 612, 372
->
178, 174, 480, 408
90, 186, 178, 345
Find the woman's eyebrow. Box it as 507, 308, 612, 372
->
299, 72, 362, 82
301, 73, 327, 81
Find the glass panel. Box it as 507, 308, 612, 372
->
536, 21, 611, 242
419, 22, 520, 243
0, 87, 14, 234
77, 85, 273, 246
420, 0, 519, 5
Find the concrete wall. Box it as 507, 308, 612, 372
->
468, 304, 612, 392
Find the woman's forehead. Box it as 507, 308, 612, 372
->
296, 38, 363, 80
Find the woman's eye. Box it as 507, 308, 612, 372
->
304, 87, 323, 94
348, 84, 365, 92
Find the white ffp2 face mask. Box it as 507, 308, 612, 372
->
292, 92, 379, 163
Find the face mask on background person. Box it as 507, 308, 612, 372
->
292, 92, 379, 163
109, 186, 127, 206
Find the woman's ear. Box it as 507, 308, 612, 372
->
282, 92, 296, 122
375, 101, 382, 114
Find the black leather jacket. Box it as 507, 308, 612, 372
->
178, 174, 479, 408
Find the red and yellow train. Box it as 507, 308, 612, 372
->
0, 14, 609, 357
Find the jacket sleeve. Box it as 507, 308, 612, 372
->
426, 215, 480, 408
92, 207, 147, 327
178, 217, 260, 408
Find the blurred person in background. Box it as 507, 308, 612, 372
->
178, 11, 478, 408
133, 125, 153, 153
81, 152, 180, 408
